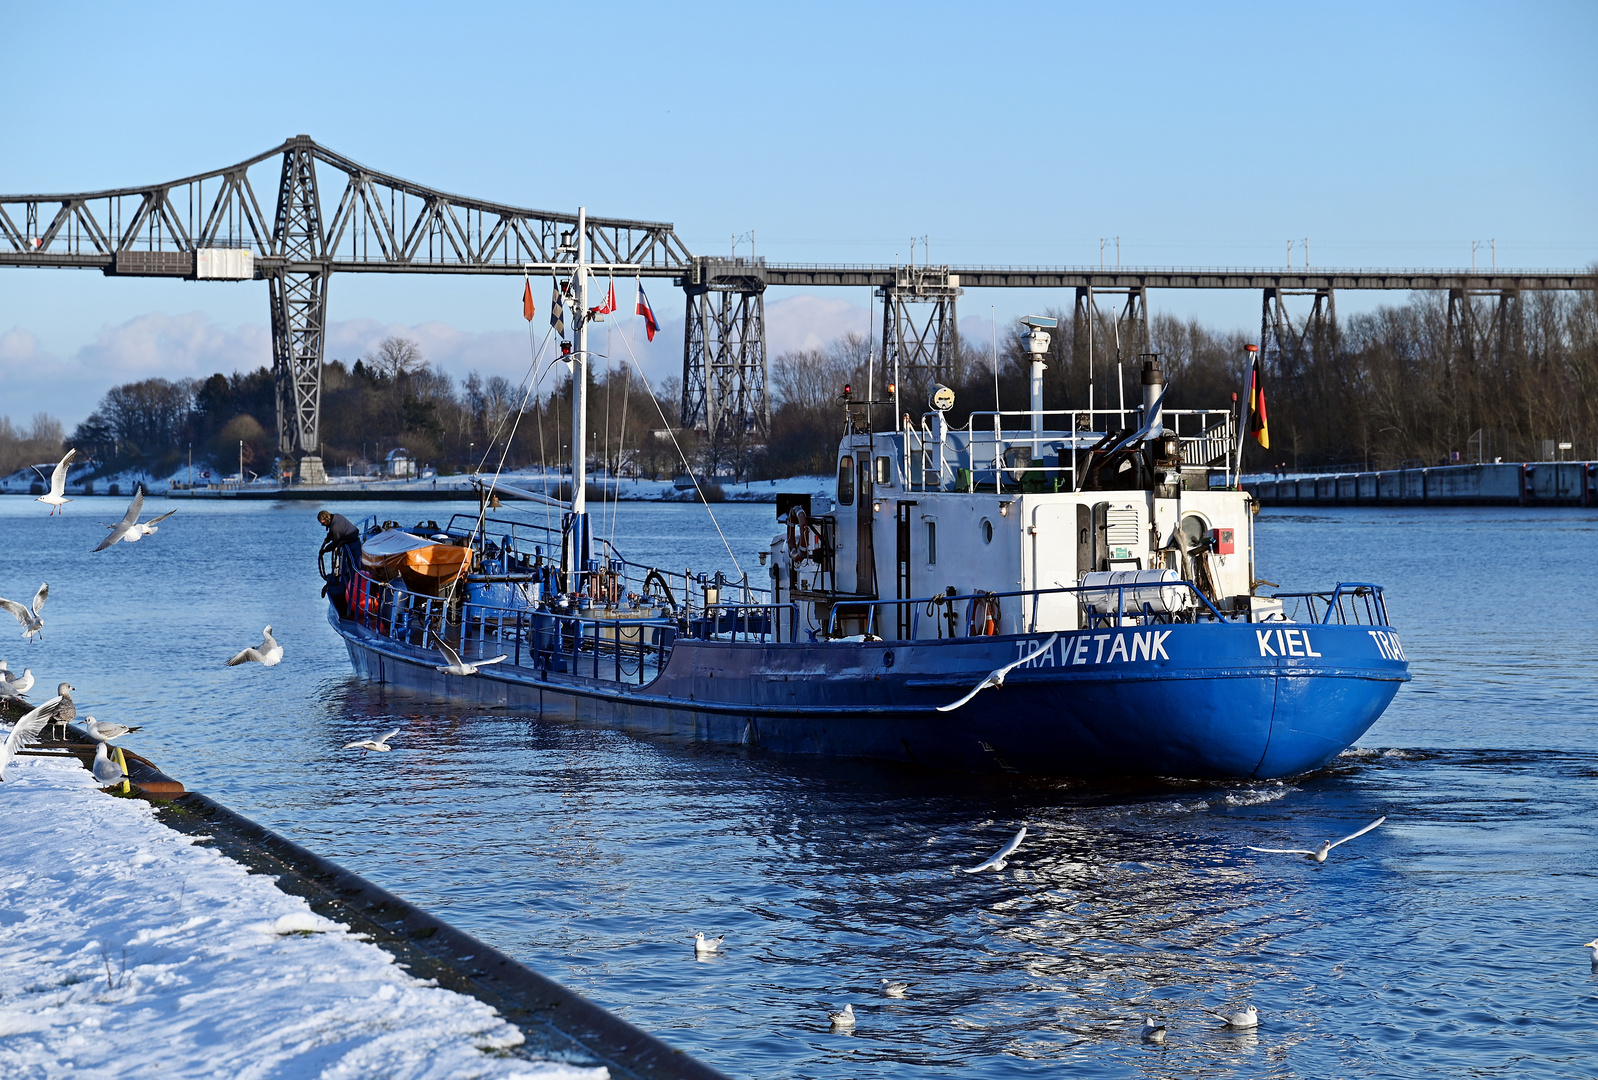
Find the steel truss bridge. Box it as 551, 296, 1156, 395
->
2, 135, 1591, 475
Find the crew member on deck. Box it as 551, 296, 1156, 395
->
318, 510, 362, 615
318, 510, 358, 556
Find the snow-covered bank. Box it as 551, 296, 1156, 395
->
0, 754, 602, 1080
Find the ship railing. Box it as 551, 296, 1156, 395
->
342, 570, 794, 685
901, 408, 1236, 493
344, 570, 681, 685
355, 512, 772, 614
685, 601, 801, 644
821, 581, 1228, 640
1268, 583, 1391, 626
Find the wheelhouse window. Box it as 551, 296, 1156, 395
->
875, 455, 893, 486
926, 521, 937, 564
837, 455, 855, 505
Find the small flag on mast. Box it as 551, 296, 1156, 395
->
635, 279, 659, 342
589, 276, 617, 318
1246, 344, 1270, 448
550, 278, 566, 337
522, 278, 536, 321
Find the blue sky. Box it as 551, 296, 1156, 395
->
2, 0, 1594, 426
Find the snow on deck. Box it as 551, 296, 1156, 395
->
0, 754, 604, 1080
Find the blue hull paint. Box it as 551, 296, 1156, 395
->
330, 606, 1407, 780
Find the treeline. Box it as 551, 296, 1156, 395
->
0, 414, 66, 476
43, 282, 1598, 481
64, 335, 692, 480
751, 283, 1598, 477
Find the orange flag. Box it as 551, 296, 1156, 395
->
522, 279, 536, 321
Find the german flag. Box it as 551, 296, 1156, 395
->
1247, 345, 1270, 448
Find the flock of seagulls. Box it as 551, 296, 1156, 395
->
3, 454, 1588, 1049
795, 814, 1421, 1036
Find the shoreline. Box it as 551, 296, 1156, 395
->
5, 728, 726, 1080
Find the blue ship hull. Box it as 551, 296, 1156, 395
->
329, 606, 1408, 780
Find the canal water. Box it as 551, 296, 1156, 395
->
3, 496, 1596, 1078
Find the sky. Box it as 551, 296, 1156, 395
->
1, 0, 1594, 428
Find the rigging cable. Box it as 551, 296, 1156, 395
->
613, 287, 743, 578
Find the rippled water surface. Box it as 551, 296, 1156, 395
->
3, 496, 1597, 1078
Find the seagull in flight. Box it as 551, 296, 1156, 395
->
1212, 1005, 1259, 1029
344, 728, 399, 752
962, 825, 1027, 873
33, 448, 76, 515
93, 488, 178, 550
433, 633, 508, 676
94, 488, 146, 550
85, 717, 142, 743
126, 508, 177, 542
828, 1003, 856, 1029
937, 634, 1058, 712
1249, 815, 1386, 863
879, 979, 912, 998
226, 626, 283, 667
1140, 1016, 1167, 1044
693, 932, 724, 955
0, 584, 48, 642
0, 700, 54, 782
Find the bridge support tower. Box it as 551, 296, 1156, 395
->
880, 266, 961, 398
270, 138, 329, 483
681, 257, 769, 477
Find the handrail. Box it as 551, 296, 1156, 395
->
822, 580, 1228, 639
1268, 583, 1389, 626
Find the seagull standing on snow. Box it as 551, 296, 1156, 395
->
1212, 1005, 1259, 1029
0, 700, 54, 782
828, 1003, 856, 1028
344, 728, 399, 752
0, 584, 49, 642
1140, 1016, 1167, 1044
962, 825, 1027, 873
33, 449, 76, 515
91, 740, 126, 787
937, 634, 1058, 712
879, 979, 912, 998
226, 626, 283, 667
433, 633, 508, 676
693, 932, 724, 955
1248, 816, 1386, 863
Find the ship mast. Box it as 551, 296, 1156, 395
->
566, 208, 591, 595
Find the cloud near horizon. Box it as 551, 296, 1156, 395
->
1, 295, 998, 431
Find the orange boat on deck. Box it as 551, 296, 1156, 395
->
359, 529, 470, 595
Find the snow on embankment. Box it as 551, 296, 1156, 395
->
0, 754, 603, 1080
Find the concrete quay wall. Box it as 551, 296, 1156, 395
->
1246, 462, 1597, 507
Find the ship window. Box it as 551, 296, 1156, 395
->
837, 456, 855, 505
875, 456, 893, 486
980, 518, 994, 544
926, 521, 937, 564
